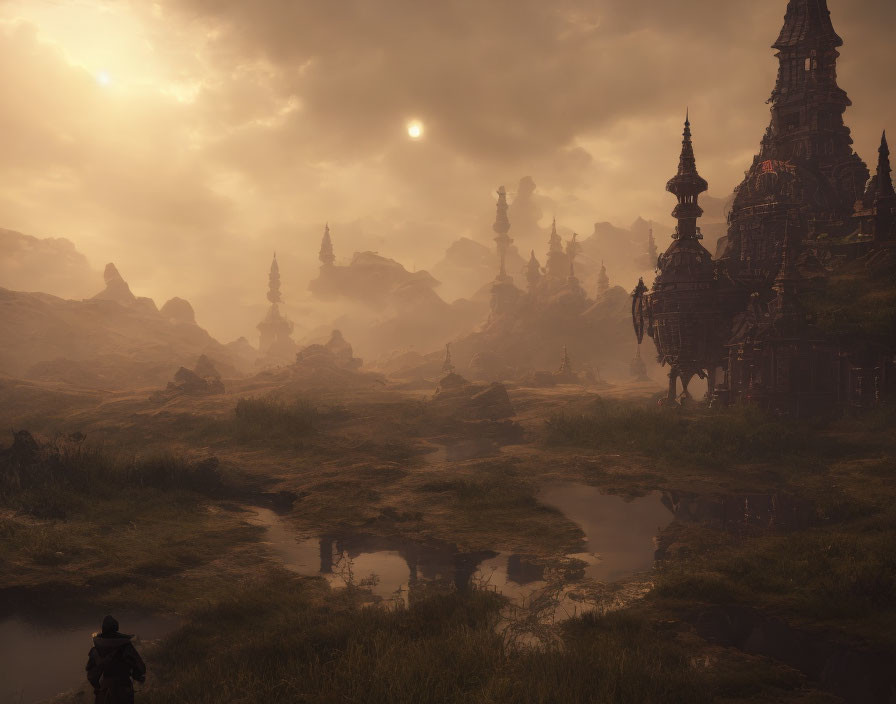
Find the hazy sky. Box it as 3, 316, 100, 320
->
0, 0, 893, 340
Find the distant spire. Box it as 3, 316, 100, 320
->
319, 223, 335, 266
558, 345, 572, 375
526, 249, 542, 292
548, 217, 563, 253
442, 343, 455, 374
597, 259, 609, 295
873, 130, 896, 240
566, 234, 579, 281
267, 253, 281, 304
646, 224, 658, 263
493, 186, 513, 280
876, 131, 895, 200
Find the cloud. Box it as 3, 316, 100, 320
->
0, 0, 893, 342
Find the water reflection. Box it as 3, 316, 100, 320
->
539, 484, 675, 582
251, 483, 676, 620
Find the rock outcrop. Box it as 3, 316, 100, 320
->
151, 354, 225, 401
0, 263, 248, 388
92, 263, 137, 306
430, 374, 516, 421
160, 297, 196, 325
0, 228, 98, 300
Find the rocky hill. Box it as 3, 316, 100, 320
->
0, 263, 248, 389
0, 227, 99, 299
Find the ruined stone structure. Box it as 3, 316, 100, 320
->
632, 0, 896, 413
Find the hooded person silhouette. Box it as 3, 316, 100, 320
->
85, 615, 147, 703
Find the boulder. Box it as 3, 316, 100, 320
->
468, 383, 515, 420
160, 297, 196, 325
152, 355, 225, 401
193, 354, 222, 381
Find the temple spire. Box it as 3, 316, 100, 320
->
526, 250, 542, 292
493, 186, 513, 280
558, 345, 572, 375
874, 130, 896, 240
441, 343, 455, 374
666, 115, 708, 240
267, 253, 281, 304
319, 223, 335, 267
548, 217, 562, 253
597, 260, 609, 295
566, 234, 578, 282
876, 131, 895, 200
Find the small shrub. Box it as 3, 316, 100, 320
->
230, 397, 318, 441
0, 431, 226, 514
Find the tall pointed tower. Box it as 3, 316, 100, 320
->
319, 223, 335, 267
634, 117, 722, 403
489, 186, 522, 316
597, 260, 609, 296
566, 234, 579, 284
873, 132, 896, 240
526, 250, 542, 294
646, 225, 658, 267
257, 253, 295, 361
545, 218, 568, 281
267, 253, 282, 304
723, 0, 868, 275
493, 186, 513, 281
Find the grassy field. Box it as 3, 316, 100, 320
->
4, 386, 893, 703
0, 432, 261, 609
127, 573, 827, 704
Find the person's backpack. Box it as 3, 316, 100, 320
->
94, 645, 132, 685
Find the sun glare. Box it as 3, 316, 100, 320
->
407, 120, 423, 140
96, 71, 111, 86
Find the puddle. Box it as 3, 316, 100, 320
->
0, 610, 177, 704
539, 483, 675, 582
250, 508, 496, 603
251, 482, 675, 623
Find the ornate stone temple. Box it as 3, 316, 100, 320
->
632, 0, 896, 413
632, 116, 725, 403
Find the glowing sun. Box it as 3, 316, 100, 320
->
407, 120, 423, 140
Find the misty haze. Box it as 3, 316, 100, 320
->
1, 0, 895, 702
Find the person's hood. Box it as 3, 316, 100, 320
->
92, 633, 133, 649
